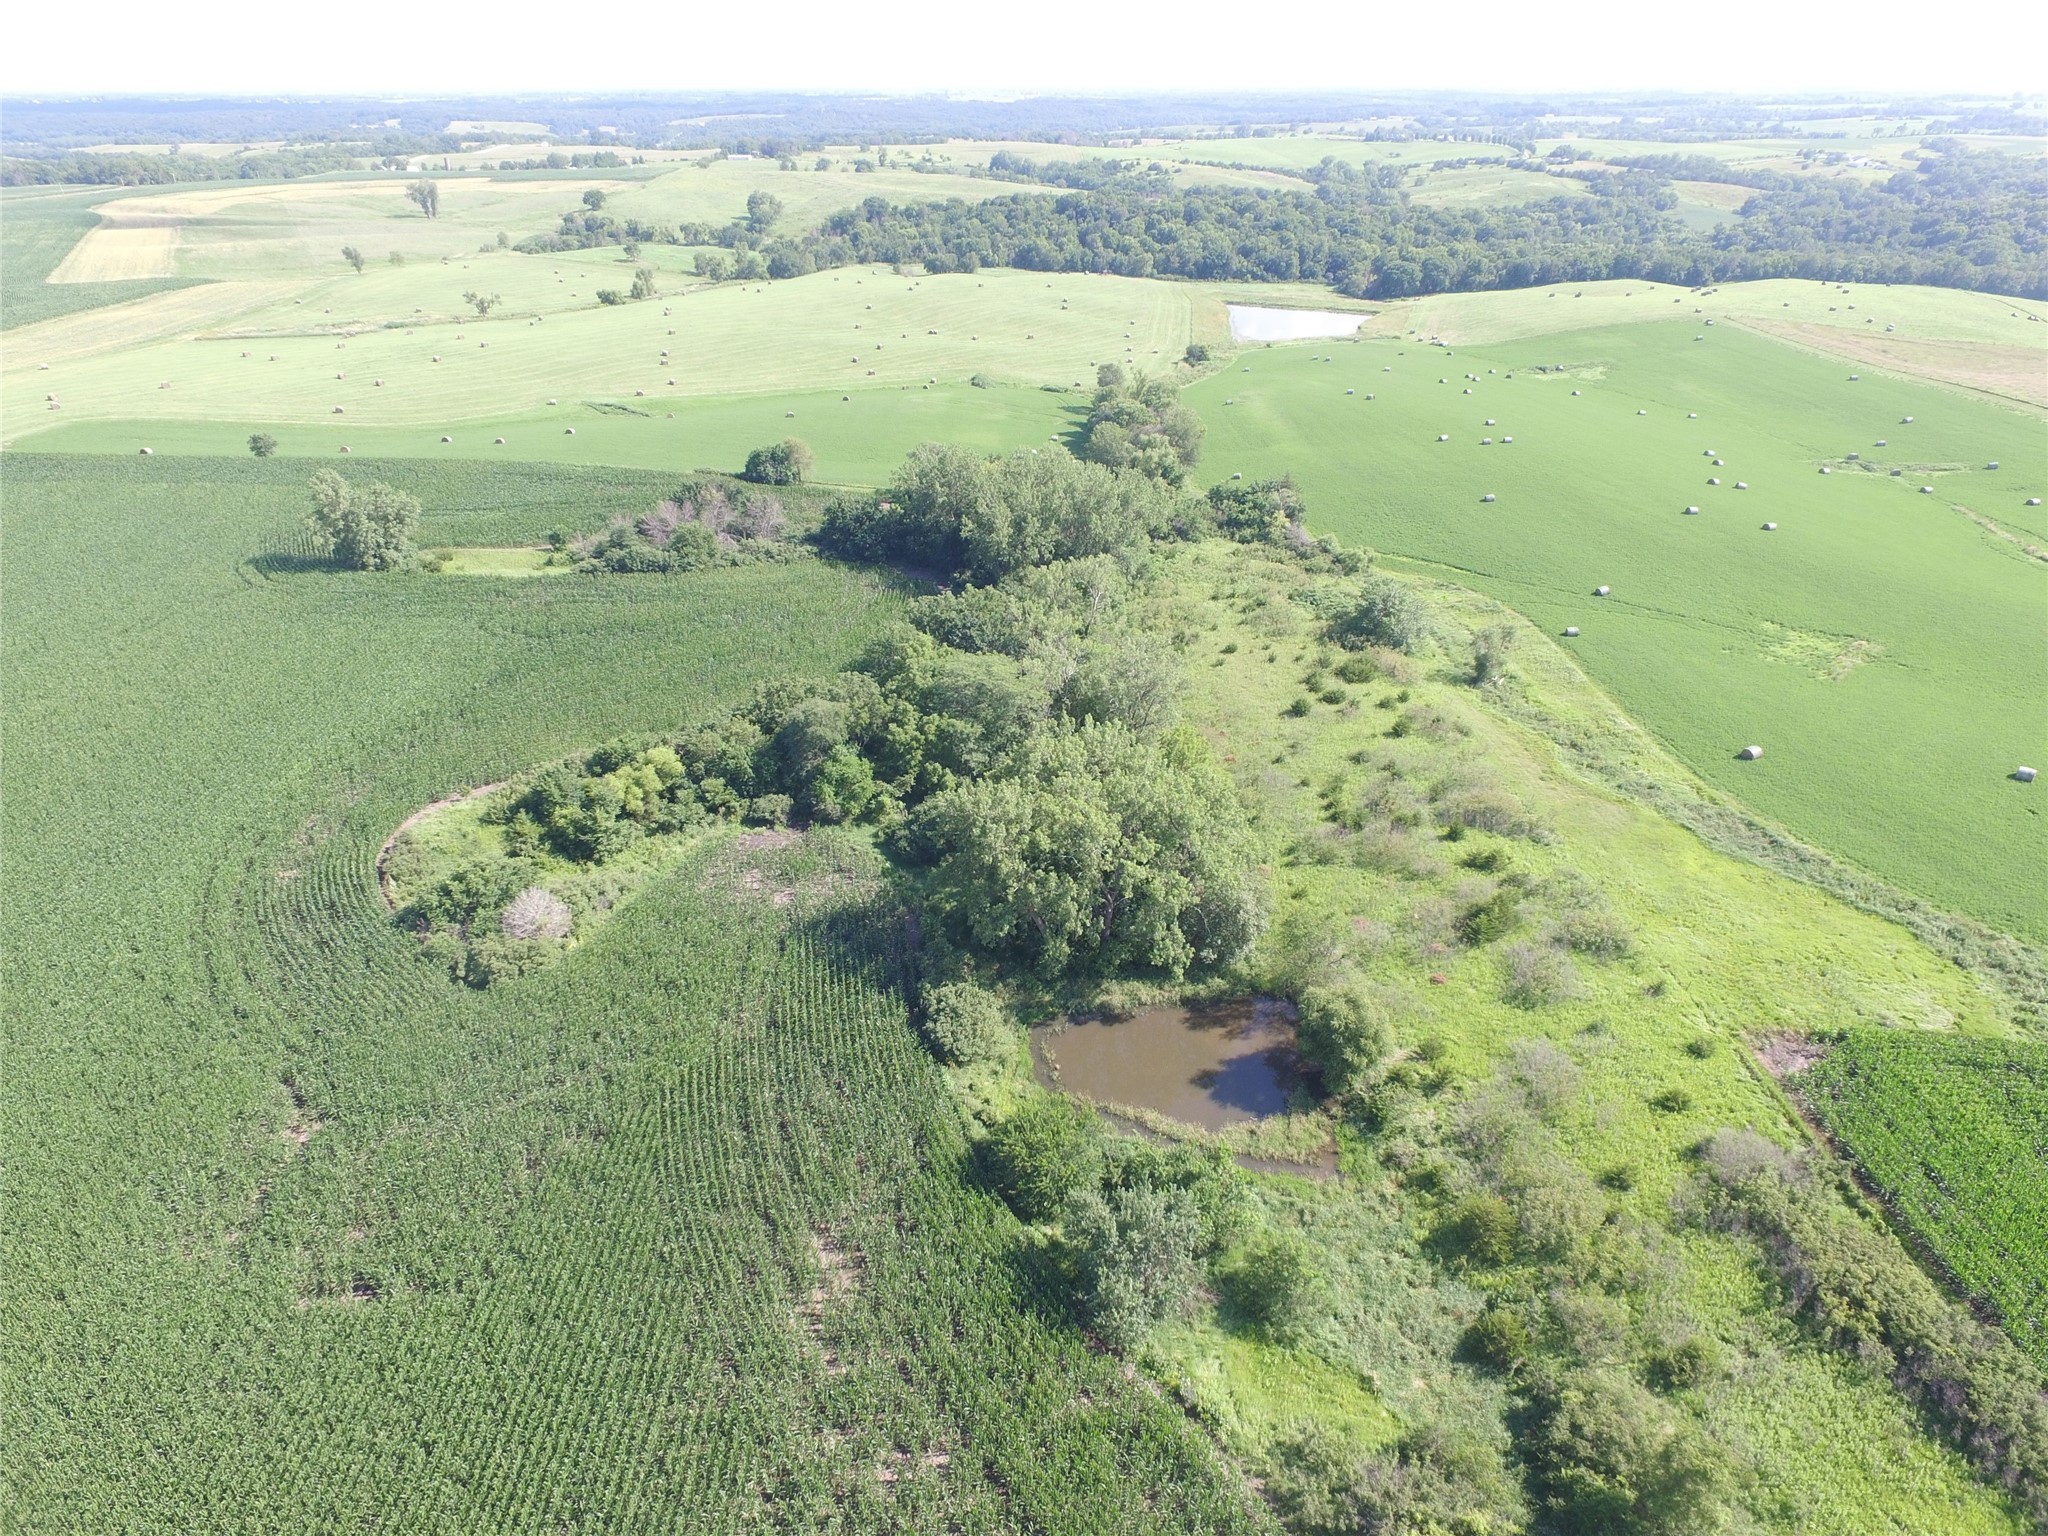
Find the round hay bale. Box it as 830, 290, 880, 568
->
1571, 389, 1580, 396
1920, 485, 1935, 494
1438, 434, 1449, 442
138, 447, 152, 456
2015, 767, 2038, 783
1735, 481, 1747, 490
1738, 745, 1763, 761
1345, 388, 1355, 395
1636, 409, 1646, 415
1684, 506, 1701, 515
1595, 585, 1610, 596
1481, 493, 1496, 503
1563, 626, 1580, 637
432, 354, 441, 362
1687, 412, 1698, 418
1708, 478, 1720, 486
2027, 498, 2042, 507
440, 435, 452, 443
340, 446, 351, 454
564, 427, 575, 435
1502, 436, 1513, 444
494, 436, 506, 445
1819, 466, 1831, 474
1986, 461, 1999, 470
1875, 439, 1887, 447
1485, 418, 1496, 426
1763, 522, 1778, 530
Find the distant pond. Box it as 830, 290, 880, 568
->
1226, 304, 1368, 343
1031, 997, 1310, 1133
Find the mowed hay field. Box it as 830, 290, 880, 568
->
0, 454, 1270, 1533
1192, 298, 2047, 941
4, 264, 1195, 479
0, 187, 206, 329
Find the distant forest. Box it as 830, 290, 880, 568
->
704, 143, 2048, 301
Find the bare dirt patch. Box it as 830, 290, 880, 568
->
1752, 1032, 1833, 1081
796, 1228, 866, 1374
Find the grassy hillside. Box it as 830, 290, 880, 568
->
1191, 314, 2048, 942
0, 455, 1268, 1532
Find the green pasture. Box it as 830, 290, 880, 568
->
3, 263, 1193, 450
1365, 275, 2047, 349
1191, 313, 2048, 941
15, 380, 1078, 486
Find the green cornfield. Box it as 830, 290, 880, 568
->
1802, 1031, 2048, 1367
1, 454, 1268, 1532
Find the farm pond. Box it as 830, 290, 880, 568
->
1226, 304, 1368, 342
1030, 997, 1312, 1132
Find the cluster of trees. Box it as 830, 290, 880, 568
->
0, 144, 361, 186
741, 438, 811, 485
1078, 364, 1204, 484
601, 141, 2043, 299
304, 470, 421, 571
479, 445, 1278, 983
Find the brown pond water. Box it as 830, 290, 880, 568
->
1031, 998, 1310, 1132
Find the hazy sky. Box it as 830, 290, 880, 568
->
2, 0, 2042, 97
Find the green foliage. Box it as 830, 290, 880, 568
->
1207, 476, 1306, 546
1328, 576, 1427, 654
1699, 1127, 2048, 1524
1462, 1307, 1531, 1374
1800, 1032, 2048, 1367
915, 721, 1264, 979
1067, 1181, 1205, 1352
341, 244, 365, 273
1500, 941, 1583, 1009
1216, 1228, 1323, 1342
246, 432, 277, 458
1470, 622, 1517, 685
1441, 1192, 1517, 1267
1457, 887, 1522, 946
405, 177, 439, 218
304, 469, 421, 571
1525, 1367, 1732, 1535
1293, 984, 1389, 1096
629, 266, 658, 302
986, 1093, 1101, 1222
919, 980, 1013, 1066
742, 438, 813, 486
1080, 370, 1204, 484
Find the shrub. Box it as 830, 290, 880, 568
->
1066, 1182, 1204, 1352
968, 372, 994, 389
985, 1094, 1100, 1222
920, 980, 1012, 1066
1553, 905, 1634, 960
1526, 1368, 1732, 1535
1457, 887, 1521, 946
247, 432, 277, 458
1470, 622, 1518, 684
1334, 654, 1376, 683
1647, 1335, 1722, 1391
1650, 1086, 1694, 1113
1217, 1229, 1323, 1341
1328, 576, 1427, 653
1295, 984, 1389, 1095
1461, 1307, 1531, 1372
1286, 696, 1313, 717
1501, 942, 1583, 1008
1441, 1192, 1517, 1266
